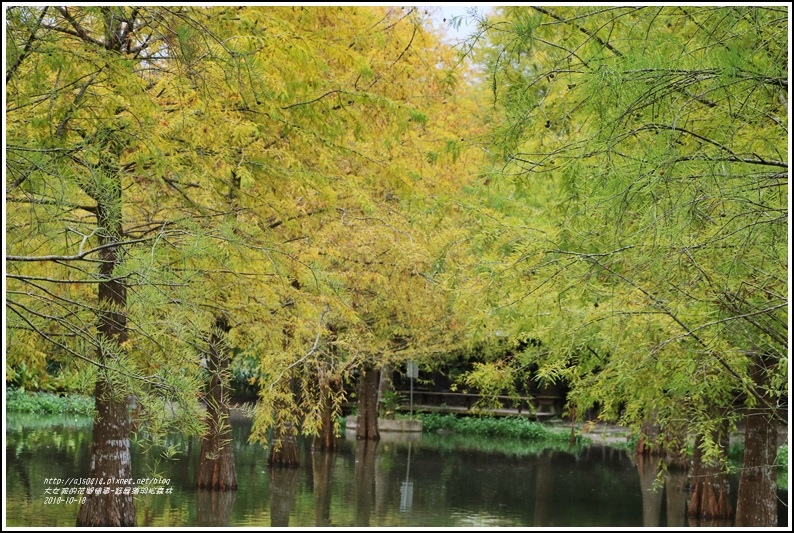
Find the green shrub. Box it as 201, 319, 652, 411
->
777, 444, 788, 469
418, 413, 573, 442
777, 444, 788, 491
6, 387, 94, 415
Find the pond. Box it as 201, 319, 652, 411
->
4, 413, 789, 527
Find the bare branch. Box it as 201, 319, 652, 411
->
7, 236, 156, 263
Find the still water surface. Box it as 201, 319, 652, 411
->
5, 413, 788, 527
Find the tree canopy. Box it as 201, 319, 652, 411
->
4, 5, 788, 527
5, 4, 485, 441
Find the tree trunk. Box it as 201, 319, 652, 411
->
687, 429, 733, 526
313, 392, 338, 451
735, 410, 778, 526
269, 421, 300, 466
197, 316, 237, 491
77, 164, 136, 527
636, 416, 661, 456
356, 365, 380, 440
76, 380, 136, 526
661, 420, 689, 470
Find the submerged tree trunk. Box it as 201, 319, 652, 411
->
77, 161, 136, 526
735, 361, 779, 528
636, 418, 661, 456
356, 365, 380, 440
313, 392, 338, 452
196, 489, 236, 526
687, 429, 733, 526
269, 420, 300, 466
661, 420, 689, 470
76, 380, 136, 526
197, 315, 237, 491
269, 375, 301, 466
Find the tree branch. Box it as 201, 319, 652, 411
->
532, 6, 717, 108
268, 307, 330, 392
7, 236, 155, 263
6, 7, 49, 83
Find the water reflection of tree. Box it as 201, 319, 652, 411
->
687, 432, 733, 526
354, 440, 379, 526
196, 489, 236, 526
269, 465, 300, 526
6, 446, 33, 501
664, 467, 688, 527
312, 450, 335, 526
635, 454, 663, 527
634, 453, 695, 527
533, 450, 551, 526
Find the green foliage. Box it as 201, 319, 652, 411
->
459, 5, 787, 456
5, 5, 483, 450
777, 444, 788, 470
774, 443, 788, 490
420, 430, 587, 456
378, 389, 404, 417
418, 413, 575, 443
5, 387, 95, 416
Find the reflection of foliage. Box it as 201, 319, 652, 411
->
5, 387, 95, 416
6, 414, 94, 457
6, 413, 94, 432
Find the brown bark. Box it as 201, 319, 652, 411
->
76, 166, 136, 527
269, 421, 300, 466
197, 316, 237, 491
356, 365, 380, 440
687, 430, 733, 526
734, 351, 780, 527
636, 418, 661, 456
661, 420, 689, 470
76, 381, 136, 526
313, 392, 338, 451
735, 409, 778, 526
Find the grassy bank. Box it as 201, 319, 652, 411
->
417, 413, 576, 442
5, 387, 95, 416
